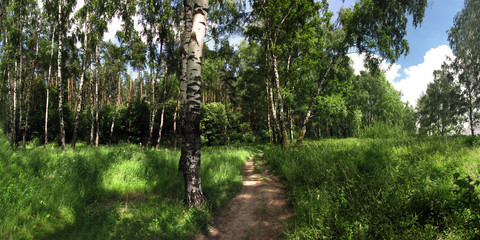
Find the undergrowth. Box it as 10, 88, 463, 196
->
0, 129, 258, 240
263, 137, 480, 239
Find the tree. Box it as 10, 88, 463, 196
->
448, 0, 480, 135
417, 64, 466, 136
179, 0, 208, 207
71, 0, 91, 149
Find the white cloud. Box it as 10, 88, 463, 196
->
392, 45, 454, 106
347, 53, 402, 83
104, 16, 123, 42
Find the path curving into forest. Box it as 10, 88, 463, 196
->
196, 152, 294, 240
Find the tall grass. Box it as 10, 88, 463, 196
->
0, 130, 257, 240
263, 137, 480, 239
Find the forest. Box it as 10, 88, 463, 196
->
1, 0, 480, 239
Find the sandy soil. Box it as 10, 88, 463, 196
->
196, 152, 294, 240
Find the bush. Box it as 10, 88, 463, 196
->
201, 103, 228, 146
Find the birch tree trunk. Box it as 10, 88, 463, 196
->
24, 36, 38, 148
146, 67, 157, 148
95, 46, 100, 147
72, 5, 90, 149
179, 0, 208, 207
109, 72, 120, 147
45, 26, 55, 145
271, 54, 289, 148
156, 65, 168, 149
89, 59, 94, 147
178, 0, 193, 172
296, 60, 335, 147
129, 50, 133, 106
172, 93, 180, 151
58, 0, 66, 150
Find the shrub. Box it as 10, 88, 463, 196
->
201, 103, 228, 146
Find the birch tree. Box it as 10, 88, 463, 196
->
71, 0, 91, 149
448, 0, 480, 135
179, 0, 208, 207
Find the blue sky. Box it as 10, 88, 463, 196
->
330, 0, 465, 106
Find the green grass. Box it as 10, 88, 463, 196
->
0, 130, 259, 240
263, 137, 480, 239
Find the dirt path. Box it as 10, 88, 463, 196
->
196, 152, 294, 240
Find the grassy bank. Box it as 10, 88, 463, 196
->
0, 131, 258, 239
263, 137, 480, 239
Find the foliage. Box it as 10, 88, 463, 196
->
417, 65, 466, 136
359, 121, 410, 139
201, 102, 228, 146
448, 0, 480, 135
0, 131, 258, 239
453, 173, 480, 236
263, 137, 480, 239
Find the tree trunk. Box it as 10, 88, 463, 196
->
95, 46, 100, 147
288, 107, 294, 144
109, 72, 120, 147
156, 65, 168, 149
71, 6, 90, 149
58, 0, 66, 150
180, 0, 208, 207
129, 50, 133, 106
146, 68, 157, 148
173, 92, 180, 151
24, 35, 38, 148
139, 68, 143, 99
178, 0, 193, 172
296, 59, 336, 147
18, 39, 24, 149
89, 59, 94, 147
271, 54, 289, 148
45, 26, 55, 145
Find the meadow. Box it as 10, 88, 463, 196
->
263, 137, 480, 239
0, 130, 258, 240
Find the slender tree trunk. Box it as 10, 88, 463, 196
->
71, 6, 90, 149
271, 54, 289, 148
23, 36, 38, 148
45, 26, 55, 145
95, 46, 100, 147
296, 59, 336, 147
90, 59, 94, 146
146, 68, 157, 148
58, 0, 66, 149
265, 74, 273, 143
139, 69, 143, 99
180, 0, 208, 207
288, 107, 294, 144
18, 38, 24, 148
12, 60, 17, 148
156, 65, 168, 149
102, 62, 107, 107
129, 50, 133, 106
173, 92, 180, 151
109, 72, 120, 147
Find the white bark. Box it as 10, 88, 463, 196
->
71, 5, 90, 149
58, 0, 66, 150
181, 0, 209, 207
45, 26, 55, 145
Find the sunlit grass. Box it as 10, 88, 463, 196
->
263, 137, 480, 239
0, 131, 259, 240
